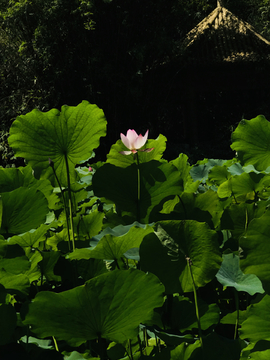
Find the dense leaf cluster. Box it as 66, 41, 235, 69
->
1, 101, 270, 359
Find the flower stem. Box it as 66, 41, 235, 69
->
234, 288, 239, 339
52, 336, 59, 352
137, 335, 143, 357
64, 153, 76, 252
128, 339, 134, 360
187, 257, 203, 348
135, 152, 141, 222
49, 158, 71, 252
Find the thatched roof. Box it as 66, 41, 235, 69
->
182, 1, 270, 64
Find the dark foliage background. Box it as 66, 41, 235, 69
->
1, 0, 270, 165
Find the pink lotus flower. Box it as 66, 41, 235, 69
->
120, 129, 154, 155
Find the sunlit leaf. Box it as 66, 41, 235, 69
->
92, 160, 183, 223
140, 220, 222, 293
0, 166, 59, 209
9, 223, 54, 249
69, 225, 153, 261
106, 134, 167, 167
190, 159, 227, 183
170, 153, 200, 193
24, 269, 164, 346
0, 271, 30, 296
77, 210, 105, 239
218, 171, 270, 200
166, 296, 219, 332
240, 295, 270, 343
8, 101, 107, 187
208, 165, 231, 186
240, 210, 270, 294
220, 202, 268, 241
216, 253, 264, 295
231, 115, 270, 171
154, 340, 201, 360
0, 187, 49, 236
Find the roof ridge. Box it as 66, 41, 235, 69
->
181, 2, 270, 63
183, 4, 270, 48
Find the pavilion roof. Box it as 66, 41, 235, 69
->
182, 1, 270, 64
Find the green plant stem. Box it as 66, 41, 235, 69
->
234, 289, 240, 340
178, 195, 187, 219
53, 336, 59, 352
155, 335, 161, 353
128, 339, 134, 360
187, 258, 203, 348
135, 152, 141, 222
97, 334, 106, 360
137, 335, 143, 357
50, 160, 71, 251
64, 153, 76, 252
144, 327, 148, 354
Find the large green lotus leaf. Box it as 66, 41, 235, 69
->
231, 115, 270, 171
240, 211, 270, 294
23, 269, 165, 346
161, 190, 229, 229
0, 273, 30, 296
8, 101, 107, 187
208, 165, 231, 186
0, 196, 2, 230
64, 351, 99, 360
9, 223, 54, 249
92, 160, 183, 223
77, 210, 105, 239
170, 153, 200, 193
0, 248, 31, 295
46, 227, 69, 251
0, 271, 30, 296
190, 159, 227, 183
106, 134, 167, 167
93, 221, 149, 240
249, 350, 270, 359
220, 201, 267, 241
167, 296, 219, 332
240, 294, 270, 343
140, 232, 182, 294
0, 255, 30, 274
202, 332, 243, 360
140, 221, 222, 293
24, 251, 43, 283
29, 177, 60, 210
0, 167, 25, 192
218, 171, 270, 200
170, 341, 202, 360
227, 162, 244, 176
155, 333, 242, 360
161, 190, 226, 229
240, 341, 270, 360
154, 341, 202, 360
216, 253, 264, 295
76, 258, 108, 282
0, 187, 49, 236
0, 304, 17, 346
68, 225, 153, 261
220, 310, 247, 325
40, 251, 61, 282
0, 166, 59, 210
191, 189, 226, 229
